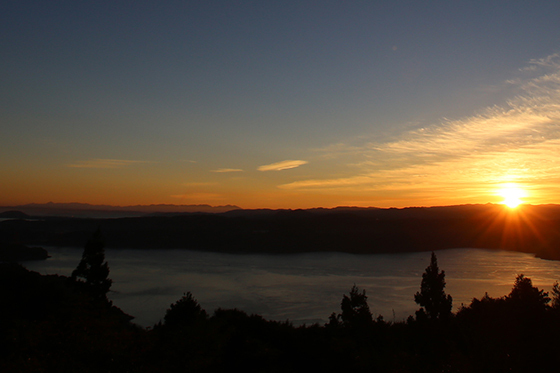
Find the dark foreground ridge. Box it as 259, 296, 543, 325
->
3, 245, 560, 372
2, 203, 560, 259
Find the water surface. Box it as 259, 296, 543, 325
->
24, 247, 560, 327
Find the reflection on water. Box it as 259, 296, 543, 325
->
24, 248, 560, 327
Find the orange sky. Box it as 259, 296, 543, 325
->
3, 4, 560, 209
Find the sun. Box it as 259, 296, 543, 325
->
497, 184, 526, 208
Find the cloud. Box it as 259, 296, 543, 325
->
279, 175, 373, 190
281, 53, 560, 204
210, 168, 243, 173
528, 53, 560, 68
67, 159, 148, 169
183, 182, 217, 187
257, 160, 308, 171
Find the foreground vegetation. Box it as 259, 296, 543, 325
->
2, 232, 560, 372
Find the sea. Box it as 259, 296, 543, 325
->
23, 247, 560, 327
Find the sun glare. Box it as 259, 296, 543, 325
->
497, 184, 526, 208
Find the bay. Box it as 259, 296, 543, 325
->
24, 247, 560, 327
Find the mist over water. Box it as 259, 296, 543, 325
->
24, 248, 560, 327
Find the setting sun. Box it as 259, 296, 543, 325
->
497, 184, 527, 208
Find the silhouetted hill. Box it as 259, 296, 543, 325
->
0, 263, 138, 371
2, 204, 560, 259
0, 210, 31, 219
0, 202, 241, 218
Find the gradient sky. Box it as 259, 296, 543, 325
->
3, 1, 560, 208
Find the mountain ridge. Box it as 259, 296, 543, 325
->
3, 203, 560, 260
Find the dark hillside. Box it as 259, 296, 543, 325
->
2, 204, 560, 258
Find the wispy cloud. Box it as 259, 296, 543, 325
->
210, 168, 243, 173
279, 176, 373, 190
527, 53, 560, 68
67, 159, 148, 169
258, 160, 308, 171
280, 53, 560, 204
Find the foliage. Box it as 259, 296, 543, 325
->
71, 227, 112, 301
553, 281, 560, 309
327, 284, 374, 330
414, 252, 452, 320
6, 245, 560, 372
340, 284, 373, 328
0, 263, 142, 372
506, 274, 550, 313
455, 274, 557, 372
163, 291, 208, 328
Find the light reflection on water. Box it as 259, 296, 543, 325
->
24, 247, 560, 327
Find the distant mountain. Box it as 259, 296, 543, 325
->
0, 203, 241, 218
3, 203, 560, 260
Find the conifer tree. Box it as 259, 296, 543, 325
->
163, 292, 207, 328
414, 252, 452, 320
71, 227, 112, 301
552, 282, 560, 310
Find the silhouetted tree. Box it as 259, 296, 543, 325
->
71, 227, 112, 301
506, 274, 550, 313
163, 292, 208, 328
552, 282, 560, 310
341, 284, 373, 327
329, 284, 373, 329
455, 275, 557, 372
414, 252, 452, 320
326, 312, 340, 328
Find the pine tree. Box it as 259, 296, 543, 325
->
163, 292, 208, 328
552, 282, 560, 310
71, 228, 112, 301
414, 252, 452, 320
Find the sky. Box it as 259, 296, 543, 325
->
2, 1, 560, 209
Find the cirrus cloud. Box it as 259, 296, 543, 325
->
210, 168, 243, 173
278, 53, 560, 205
257, 160, 308, 171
